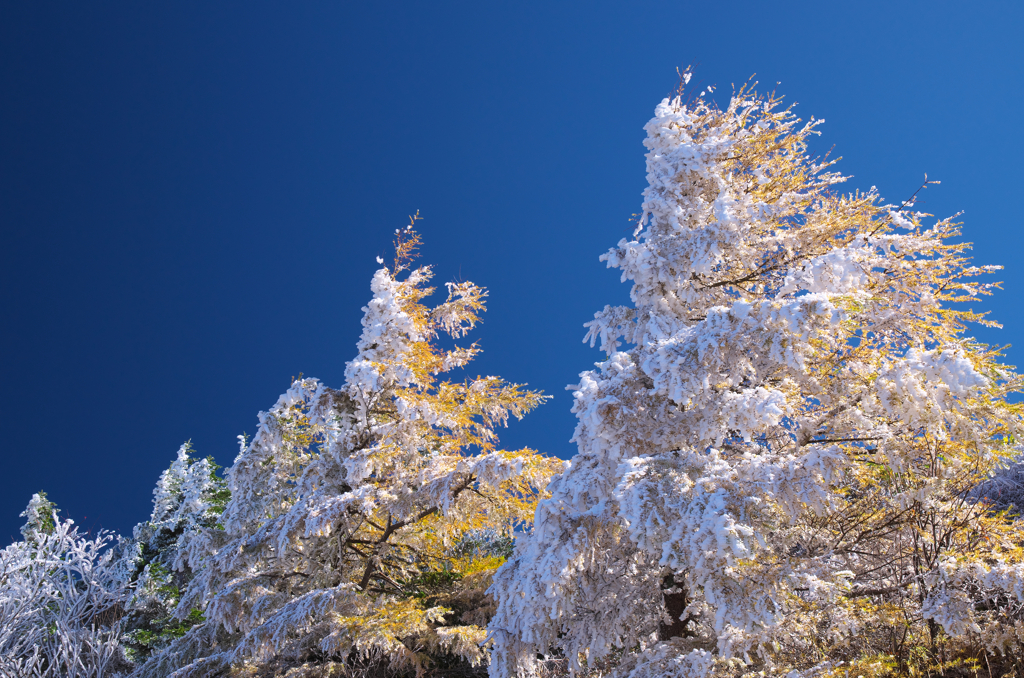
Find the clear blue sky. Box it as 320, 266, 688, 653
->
2, 1, 1022, 542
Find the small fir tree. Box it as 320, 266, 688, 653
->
120, 443, 229, 665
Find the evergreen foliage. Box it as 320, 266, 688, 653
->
120, 443, 229, 666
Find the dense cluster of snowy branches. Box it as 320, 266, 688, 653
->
3, 73, 1024, 678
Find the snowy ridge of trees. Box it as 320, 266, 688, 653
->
4, 73, 1024, 678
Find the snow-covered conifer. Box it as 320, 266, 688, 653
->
19, 491, 58, 542
139, 221, 562, 677
119, 444, 229, 665
489, 73, 1024, 678
130, 442, 228, 571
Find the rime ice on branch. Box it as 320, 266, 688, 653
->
136, 222, 562, 678
489, 73, 1024, 678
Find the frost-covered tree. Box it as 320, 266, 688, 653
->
120, 443, 229, 665
131, 443, 229, 572
139, 222, 562, 678
0, 493, 132, 677
489, 73, 1024, 678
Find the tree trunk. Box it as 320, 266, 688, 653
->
659, 574, 690, 640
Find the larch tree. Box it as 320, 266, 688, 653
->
138, 222, 563, 678
489, 73, 1024, 678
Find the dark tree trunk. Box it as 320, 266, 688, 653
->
659, 573, 690, 640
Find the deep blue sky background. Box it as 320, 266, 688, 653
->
2, 1, 1022, 542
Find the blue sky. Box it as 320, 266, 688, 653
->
2, 1, 1022, 542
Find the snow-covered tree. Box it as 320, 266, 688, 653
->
489, 73, 1024, 678
0, 494, 132, 677
131, 443, 229, 571
139, 222, 563, 678
120, 443, 229, 665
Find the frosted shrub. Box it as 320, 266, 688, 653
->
0, 494, 132, 677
